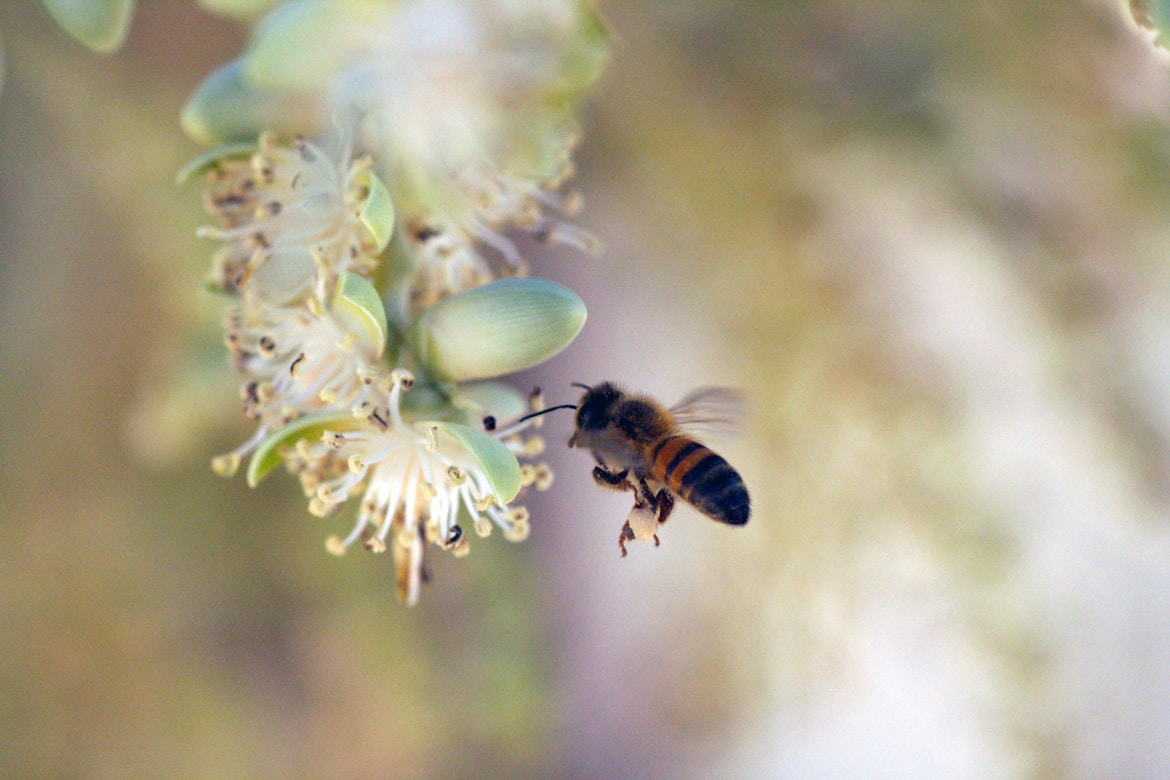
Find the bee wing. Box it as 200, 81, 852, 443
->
670, 386, 745, 438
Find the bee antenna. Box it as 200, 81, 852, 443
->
570, 382, 592, 391
516, 404, 578, 424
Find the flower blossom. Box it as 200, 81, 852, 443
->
289, 369, 553, 605
211, 290, 386, 478
197, 130, 388, 304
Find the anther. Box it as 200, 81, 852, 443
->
443, 525, 464, 549
211, 453, 240, 477
391, 369, 415, 390
257, 335, 278, 358
325, 536, 347, 557
397, 526, 419, 548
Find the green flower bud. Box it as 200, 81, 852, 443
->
407, 278, 586, 382
456, 382, 530, 426
181, 59, 323, 145
40, 0, 136, 54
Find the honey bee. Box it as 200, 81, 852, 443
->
566, 382, 751, 556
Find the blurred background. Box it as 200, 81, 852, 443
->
4, 1, 1170, 777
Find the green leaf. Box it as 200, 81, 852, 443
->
430, 422, 522, 504
174, 141, 258, 185
356, 170, 395, 253
331, 272, 387, 357
407, 278, 587, 382
41, 0, 135, 53
246, 412, 362, 488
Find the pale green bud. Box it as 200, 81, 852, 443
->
407, 278, 586, 382
181, 59, 323, 146
41, 0, 136, 54
455, 382, 530, 427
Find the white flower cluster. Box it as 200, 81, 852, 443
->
186, 0, 606, 606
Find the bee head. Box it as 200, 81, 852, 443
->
573, 381, 622, 432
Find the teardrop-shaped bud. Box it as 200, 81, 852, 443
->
243, 0, 380, 91
455, 382, 530, 427
181, 59, 323, 145
41, 0, 136, 54
407, 278, 586, 382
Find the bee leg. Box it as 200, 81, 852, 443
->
637, 475, 658, 509
593, 466, 631, 490
619, 521, 635, 558
653, 534, 660, 548
655, 490, 675, 525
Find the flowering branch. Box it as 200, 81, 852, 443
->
182, 0, 608, 605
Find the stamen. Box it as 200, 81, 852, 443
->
289, 352, 306, 378
504, 521, 530, 543
211, 453, 240, 477
397, 525, 419, 548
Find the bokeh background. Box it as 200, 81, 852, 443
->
4, 1, 1170, 777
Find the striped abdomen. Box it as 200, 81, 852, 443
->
648, 435, 750, 526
